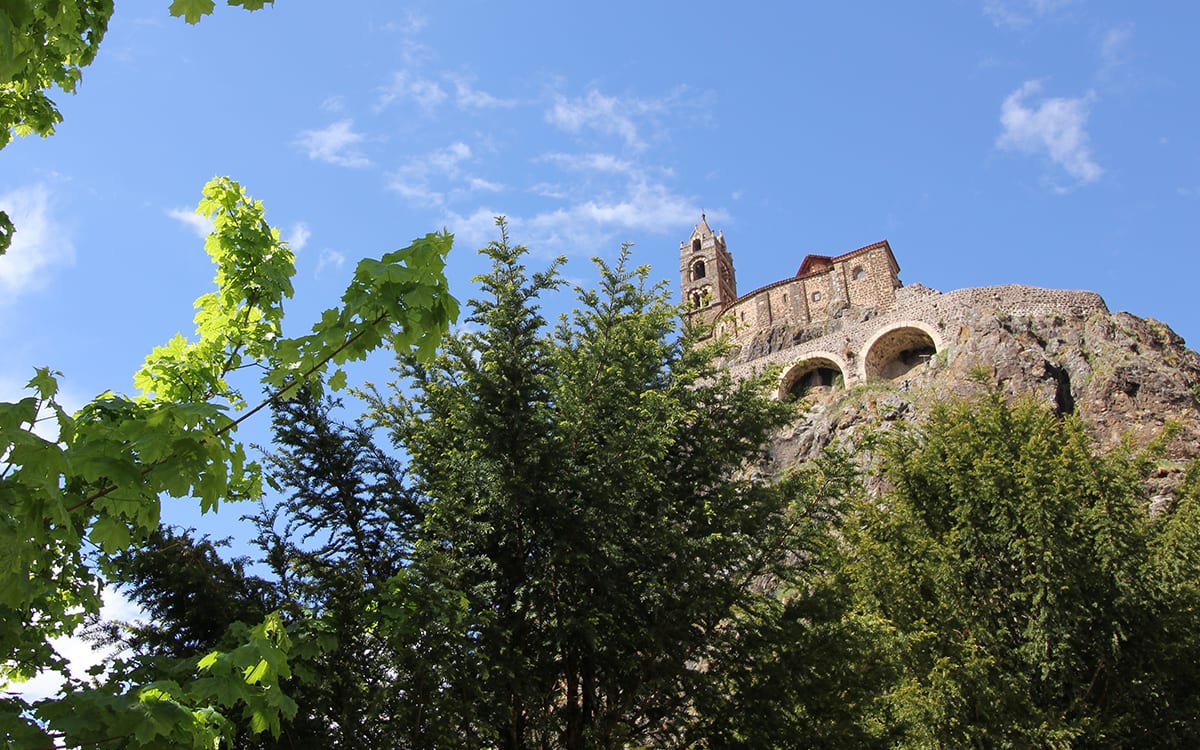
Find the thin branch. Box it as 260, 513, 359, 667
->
65, 312, 389, 514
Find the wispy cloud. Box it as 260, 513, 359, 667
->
984, 0, 1076, 29
1098, 22, 1134, 80
10, 586, 142, 703
467, 177, 504, 192
447, 74, 516, 110
295, 120, 371, 168
388, 142, 501, 206
997, 80, 1102, 186
381, 11, 427, 35
315, 248, 346, 278
320, 95, 346, 113
0, 372, 87, 441
285, 222, 311, 251
377, 71, 447, 111
377, 71, 512, 113
0, 184, 75, 299
443, 178, 702, 259
541, 152, 637, 175
547, 88, 655, 149
377, 12, 432, 66
166, 207, 213, 238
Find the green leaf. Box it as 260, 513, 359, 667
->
243, 658, 268, 685
90, 514, 133, 553
169, 0, 216, 24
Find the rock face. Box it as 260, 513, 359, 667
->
762, 300, 1200, 504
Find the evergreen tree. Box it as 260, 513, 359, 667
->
839, 389, 1200, 748
370, 222, 827, 748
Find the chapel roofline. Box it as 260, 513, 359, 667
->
796, 240, 899, 278
710, 239, 898, 317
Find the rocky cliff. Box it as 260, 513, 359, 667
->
765, 301, 1200, 507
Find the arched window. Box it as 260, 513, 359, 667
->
692, 259, 706, 280
852, 266, 866, 281
689, 290, 704, 309
692, 238, 701, 253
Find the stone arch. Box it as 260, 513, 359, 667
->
860, 321, 943, 381
778, 351, 849, 400
691, 258, 706, 280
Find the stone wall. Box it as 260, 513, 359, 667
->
722, 283, 1111, 392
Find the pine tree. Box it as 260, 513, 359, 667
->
370, 222, 824, 748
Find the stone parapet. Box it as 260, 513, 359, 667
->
722, 283, 1111, 392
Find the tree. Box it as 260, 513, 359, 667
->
360, 221, 837, 748
838, 389, 1200, 748
98, 390, 451, 748
0, 1, 267, 253
0, 176, 457, 748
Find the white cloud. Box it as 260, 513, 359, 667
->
377, 71, 447, 111
428, 141, 471, 172
0, 371, 87, 442
10, 586, 143, 703
984, 0, 1075, 28
166, 207, 213, 238
381, 11, 427, 35
0, 184, 75, 300
295, 120, 371, 168
447, 74, 516, 110
315, 248, 346, 278
388, 142, 497, 207
541, 152, 636, 175
996, 80, 1102, 185
467, 177, 504, 192
1099, 23, 1134, 75
440, 206, 504, 251
444, 179, 703, 259
546, 180, 699, 234
284, 222, 311, 251
547, 89, 648, 149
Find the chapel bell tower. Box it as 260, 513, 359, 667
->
680, 214, 737, 325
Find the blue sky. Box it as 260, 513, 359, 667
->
3, 0, 1199, 479
4, 0, 1199, 699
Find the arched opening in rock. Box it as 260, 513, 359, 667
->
864, 327, 938, 381
780, 358, 845, 400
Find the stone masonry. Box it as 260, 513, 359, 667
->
679, 217, 1109, 399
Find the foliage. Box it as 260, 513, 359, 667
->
362, 221, 832, 748
0, 177, 456, 747
0, 0, 271, 253
839, 390, 1200, 748
247, 390, 450, 748
684, 448, 885, 749
0, 0, 113, 149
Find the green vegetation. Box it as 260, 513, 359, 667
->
33, 228, 1196, 748
4, 3, 1199, 747
835, 392, 1200, 748
0, 177, 457, 747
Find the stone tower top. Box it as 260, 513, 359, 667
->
680, 214, 737, 324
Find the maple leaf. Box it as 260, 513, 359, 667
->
169, 0, 217, 24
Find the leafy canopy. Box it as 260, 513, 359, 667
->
0, 176, 456, 748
